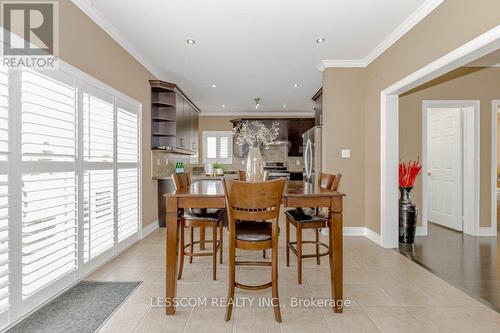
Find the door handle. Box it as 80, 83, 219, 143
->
427, 172, 432, 176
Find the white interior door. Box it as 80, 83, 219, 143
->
427, 107, 463, 231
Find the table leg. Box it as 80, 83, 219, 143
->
329, 197, 343, 313
166, 197, 180, 315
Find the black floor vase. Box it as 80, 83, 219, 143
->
399, 187, 417, 244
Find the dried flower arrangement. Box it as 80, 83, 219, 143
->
233, 120, 279, 148
399, 160, 422, 188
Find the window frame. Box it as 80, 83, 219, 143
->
202, 131, 233, 164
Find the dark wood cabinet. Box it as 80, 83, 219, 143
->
312, 87, 323, 126
150, 80, 200, 154
231, 118, 314, 157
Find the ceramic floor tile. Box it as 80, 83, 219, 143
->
364, 307, 428, 333
346, 284, 400, 307
134, 307, 191, 333
322, 306, 379, 333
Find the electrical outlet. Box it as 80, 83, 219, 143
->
341, 149, 351, 158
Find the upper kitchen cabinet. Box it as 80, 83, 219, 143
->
312, 87, 323, 126
231, 118, 314, 157
150, 80, 200, 154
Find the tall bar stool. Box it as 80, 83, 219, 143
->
284, 173, 342, 284
238, 170, 268, 259
172, 173, 224, 280
223, 177, 285, 322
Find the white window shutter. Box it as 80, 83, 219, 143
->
21, 70, 75, 162
117, 169, 138, 241
20, 69, 77, 299
117, 104, 139, 242
0, 64, 9, 317
21, 172, 77, 298
83, 94, 114, 162
203, 131, 232, 164
83, 170, 114, 262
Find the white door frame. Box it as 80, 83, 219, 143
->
380, 25, 500, 248
421, 100, 480, 236
491, 100, 500, 237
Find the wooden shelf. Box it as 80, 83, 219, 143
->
152, 133, 175, 137
152, 117, 175, 122
152, 101, 175, 107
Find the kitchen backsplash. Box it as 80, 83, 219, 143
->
151, 149, 303, 179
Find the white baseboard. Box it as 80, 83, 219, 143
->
142, 220, 159, 238
364, 228, 381, 246
478, 227, 495, 236
320, 227, 381, 246
416, 226, 427, 236
343, 227, 367, 236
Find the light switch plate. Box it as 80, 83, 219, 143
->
341, 149, 351, 158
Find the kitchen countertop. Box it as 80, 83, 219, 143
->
155, 174, 236, 180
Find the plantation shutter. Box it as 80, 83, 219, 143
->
82, 88, 114, 262
20, 69, 77, 298
0, 64, 9, 319
117, 103, 139, 242
203, 131, 232, 164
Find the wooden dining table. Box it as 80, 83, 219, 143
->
164, 179, 345, 315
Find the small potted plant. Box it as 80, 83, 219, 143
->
213, 163, 224, 176
399, 160, 422, 244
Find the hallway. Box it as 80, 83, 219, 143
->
399, 223, 500, 312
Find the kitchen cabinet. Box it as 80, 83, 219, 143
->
150, 80, 200, 154
231, 118, 314, 157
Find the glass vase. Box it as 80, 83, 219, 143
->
246, 146, 265, 181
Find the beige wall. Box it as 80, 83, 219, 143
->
58, 1, 158, 227
322, 68, 366, 227
399, 67, 500, 228
323, 0, 500, 235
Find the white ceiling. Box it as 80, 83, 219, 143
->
78, 0, 441, 115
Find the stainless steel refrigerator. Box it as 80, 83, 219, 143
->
302, 126, 322, 184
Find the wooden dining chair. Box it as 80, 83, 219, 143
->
284, 173, 342, 284
172, 172, 224, 280
223, 177, 285, 322
237, 170, 267, 259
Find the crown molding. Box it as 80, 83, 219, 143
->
318, 60, 366, 71
71, 0, 165, 80
364, 0, 444, 66
200, 111, 315, 117
320, 0, 444, 71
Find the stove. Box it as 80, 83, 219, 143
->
263, 161, 289, 179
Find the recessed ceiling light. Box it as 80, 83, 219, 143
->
282, 104, 287, 108
186, 39, 196, 45
211, 84, 217, 88
222, 104, 225, 108
293, 83, 299, 88
316, 37, 326, 43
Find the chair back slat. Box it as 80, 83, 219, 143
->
318, 173, 335, 190
223, 178, 285, 222
331, 173, 342, 191
172, 172, 191, 190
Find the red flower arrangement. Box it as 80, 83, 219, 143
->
399, 160, 422, 188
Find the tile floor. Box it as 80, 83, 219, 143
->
87, 214, 500, 333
